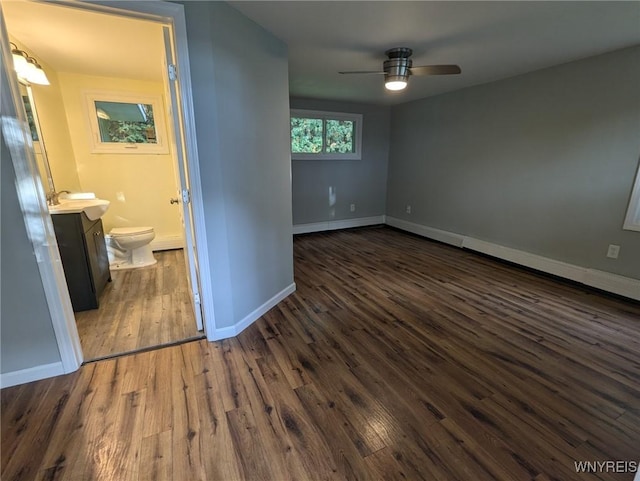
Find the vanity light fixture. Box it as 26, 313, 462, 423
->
10, 43, 29, 73
10, 42, 50, 86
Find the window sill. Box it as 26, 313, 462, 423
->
292, 154, 361, 161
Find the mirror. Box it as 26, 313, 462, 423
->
21, 89, 38, 142
19, 82, 55, 194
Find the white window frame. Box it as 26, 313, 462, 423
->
84, 90, 169, 154
623, 161, 640, 232
291, 109, 362, 160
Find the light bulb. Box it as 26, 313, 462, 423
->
385, 80, 407, 91
25, 58, 50, 85
11, 49, 29, 78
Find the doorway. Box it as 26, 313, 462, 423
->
1, 1, 211, 363
74, 250, 203, 360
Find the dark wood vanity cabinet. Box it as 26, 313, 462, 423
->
51, 213, 111, 311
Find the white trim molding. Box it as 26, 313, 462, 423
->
462, 237, 585, 282
1, 24, 84, 375
583, 270, 640, 301
293, 215, 385, 235
150, 235, 184, 251
386, 217, 640, 301
385, 216, 464, 247
0, 362, 65, 389
212, 283, 296, 340
623, 160, 640, 232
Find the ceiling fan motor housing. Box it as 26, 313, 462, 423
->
384, 47, 413, 84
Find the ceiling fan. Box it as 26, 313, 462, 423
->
339, 47, 461, 91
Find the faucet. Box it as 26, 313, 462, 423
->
46, 190, 71, 206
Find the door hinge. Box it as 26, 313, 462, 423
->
182, 189, 190, 204
194, 291, 201, 305
168, 64, 177, 81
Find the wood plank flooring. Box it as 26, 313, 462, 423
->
74, 249, 203, 361
2, 227, 639, 480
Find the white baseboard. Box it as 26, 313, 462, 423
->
386, 217, 640, 301
0, 361, 65, 389
212, 282, 297, 340
385, 216, 465, 247
293, 215, 386, 235
583, 269, 640, 301
462, 237, 584, 282
150, 235, 184, 251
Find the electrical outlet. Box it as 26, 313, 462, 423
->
350, 203, 356, 212
406, 205, 411, 214
606, 244, 620, 259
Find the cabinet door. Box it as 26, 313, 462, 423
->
86, 220, 111, 298
52, 214, 96, 311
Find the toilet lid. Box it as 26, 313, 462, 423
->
110, 226, 154, 236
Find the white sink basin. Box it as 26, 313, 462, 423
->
49, 198, 110, 220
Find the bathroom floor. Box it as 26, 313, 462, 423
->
75, 249, 204, 361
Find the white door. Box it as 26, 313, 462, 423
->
163, 26, 204, 331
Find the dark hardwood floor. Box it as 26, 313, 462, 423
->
2, 227, 639, 480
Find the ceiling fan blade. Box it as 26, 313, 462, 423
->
409, 65, 462, 76
338, 70, 386, 75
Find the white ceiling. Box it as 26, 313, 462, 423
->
2, 1, 639, 105
2, 0, 165, 82
230, 1, 640, 104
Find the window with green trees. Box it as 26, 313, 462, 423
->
95, 101, 157, 144
290, 109, 362, 160
85, 91, 168, 154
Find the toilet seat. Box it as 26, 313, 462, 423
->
110, 226, 154, 237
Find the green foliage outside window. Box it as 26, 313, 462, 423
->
291, 116, 355, 154
97, 102, 157, 144
326, 120, 354, 153
291, 117, 323, 153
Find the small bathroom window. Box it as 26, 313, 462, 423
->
84, 90, 169, 154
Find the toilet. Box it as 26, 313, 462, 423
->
106, 226, 157, 270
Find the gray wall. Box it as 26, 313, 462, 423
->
1, 57, 61, 373
290, 97, 390, 225
183, 1, 294, 327
387, 46, 640, 280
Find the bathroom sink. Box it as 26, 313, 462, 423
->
49, 198, 110, 220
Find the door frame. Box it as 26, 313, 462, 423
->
2, 0, 216, 373
1, 13, 83, 374
162, 25, 204, 332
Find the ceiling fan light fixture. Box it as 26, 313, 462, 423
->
385, 79, 408, 91
383, 50, 411, 91
339, 46, 460, 94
